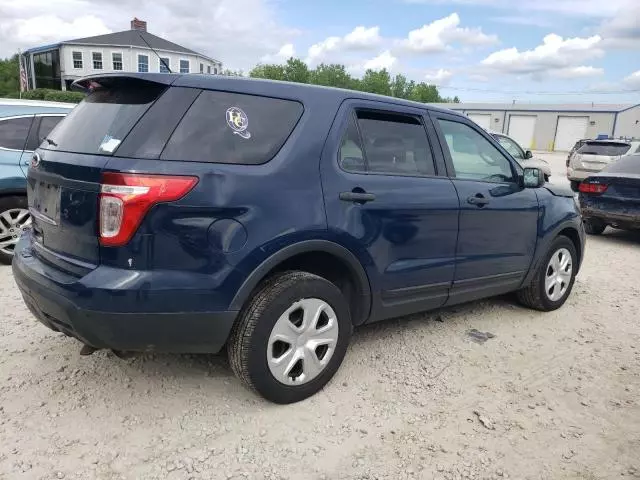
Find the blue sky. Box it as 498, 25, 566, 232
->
1, 0, 639, 103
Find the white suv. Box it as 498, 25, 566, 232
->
568, 139, 640, 191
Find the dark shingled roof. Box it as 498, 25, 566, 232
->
62, 30, 216, 61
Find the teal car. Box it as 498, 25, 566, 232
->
0, 99, 74, 263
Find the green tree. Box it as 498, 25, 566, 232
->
360, 69, 392, 96
0, 55, 19, 97
249, 64, 286, 81
283, 58, 309, 84
309, 63, 353, 89
409, 82, 442, 103
391, 74, 410, 99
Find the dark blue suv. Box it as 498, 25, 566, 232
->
12, 73, 585, 403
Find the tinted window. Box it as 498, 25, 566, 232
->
0, 117, 32, 151
45, 82, 165, 155
438, 119, 514, 183
357, 110, 435, 176
37, 116, 63, 145
578, 141, 631, 156
495, 135, 524, 159
339, 114, 365, 173
161, 91, 303, 164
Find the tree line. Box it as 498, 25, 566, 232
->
0, 54, 459, 104
248, 58, 459, 103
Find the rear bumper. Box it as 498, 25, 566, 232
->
582, 207, 640, 230
12, 236, 238, 353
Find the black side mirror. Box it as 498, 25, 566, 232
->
523, 167, 544, 188
524, 150, 533, 159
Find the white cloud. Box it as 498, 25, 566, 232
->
424, 68, 453, 85
306, 26, 381, 65
468, 73, 490, 82
600, 4, 640, 49
481, 34, 604, 75
363, 50, 397, 70
399, 13, 498, 53
0, 0, 296, 70
261, 43, 295, 63
552, 66, 604, 78
624, 70, 640, 89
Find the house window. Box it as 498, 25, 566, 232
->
200, 63, 204, 73
214, 67, 218, 74
180, 59, 190, 73
159, 57, 170, 73
92, 52, 102, 70
72, 51, 83, 69
207, 65, 211, 74
112, 52, 123, 71
138, 54, 149, 73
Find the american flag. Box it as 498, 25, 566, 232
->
19, 53, 28, 92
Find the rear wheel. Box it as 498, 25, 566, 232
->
228, 271, 352, 404
0, 196, 31, 264
584, 218, 606, 235
517, 236, 577, 311
570, 181, 580, 192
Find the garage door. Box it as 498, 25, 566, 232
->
555, 116, 589, 151
508, 115, 537, 150
467, 113, 492, 130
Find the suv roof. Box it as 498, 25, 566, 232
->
73, 73, 464, 118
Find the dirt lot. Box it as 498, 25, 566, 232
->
1, 154, 639, 480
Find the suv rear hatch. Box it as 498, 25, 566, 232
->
27, 76, 172, 271
573, 141, 632, 171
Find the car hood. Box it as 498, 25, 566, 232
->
520, 157, 552, 177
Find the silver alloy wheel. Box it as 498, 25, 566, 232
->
545, 247, 573, 302
267, 298, 339, 386
0, 208, 31, 256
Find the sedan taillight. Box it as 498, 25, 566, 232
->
99, 173, 198, 247
578, 182, 608, 195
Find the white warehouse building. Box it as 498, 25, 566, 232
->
430, 102, 640, 151
21, 18, 223, 91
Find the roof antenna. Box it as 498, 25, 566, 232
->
138, 32, 172, 73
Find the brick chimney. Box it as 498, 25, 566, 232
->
130, 18, 147, 32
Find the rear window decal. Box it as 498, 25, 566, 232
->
226, 107, 251, 139
99, 135, 121, 153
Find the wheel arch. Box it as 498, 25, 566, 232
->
558, 226, 583, 271
230, 240, 372, 325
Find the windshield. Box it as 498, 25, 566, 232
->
43, 82, 166, 155
577, 141, 631, 157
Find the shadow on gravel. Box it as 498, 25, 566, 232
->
594, 228, 640, 246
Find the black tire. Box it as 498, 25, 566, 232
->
0, 196, 29, 265
517, 236, 577, 312
570, 181, 580, 192
584, 218, 606, 235
228, 271, 352, 404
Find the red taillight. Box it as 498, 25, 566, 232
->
99, 173, 198, 247
578, 182, 608, 194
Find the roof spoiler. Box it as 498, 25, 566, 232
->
72, 73, 182, 93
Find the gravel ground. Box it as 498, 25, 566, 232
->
1, 154, 639, 480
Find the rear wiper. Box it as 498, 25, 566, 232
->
44, 137, 58, 147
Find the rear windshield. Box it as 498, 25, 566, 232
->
160, 90, 303, 164
577, 142, 631, 156
43, 82, 165, 155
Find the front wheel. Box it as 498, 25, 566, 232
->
228, 271, 352, 404
517, 236, 577, 311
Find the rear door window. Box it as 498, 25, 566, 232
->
0, 117, 33, 151
25, 115, 65, 151
43, 82, 166, 155
578, 142, 631, 156
161, 91, 303, 164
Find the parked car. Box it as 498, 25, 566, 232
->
489, 131, 552, 181
0, 99, 74, 263
579, 153, 640, 235
13, 73, 585, 403
566, 139, 589, 168
567, 139, 640, 192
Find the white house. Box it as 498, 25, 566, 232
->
21, 18, 223, 91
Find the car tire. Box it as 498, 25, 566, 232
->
517, 236, 577, 312
228, 271, 352, 404
584, 219, 606, 235
0, 196, 30, 265
570, 181, 580, 192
